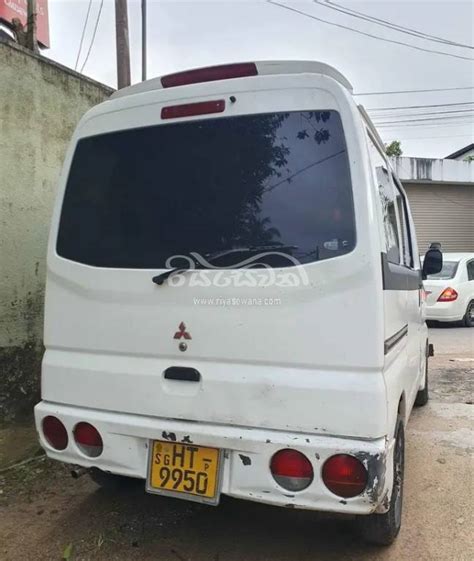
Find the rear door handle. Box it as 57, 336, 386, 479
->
164, 367, 201, 382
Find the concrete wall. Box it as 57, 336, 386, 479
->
0, 40, 113, 421
391, 156, 473, 185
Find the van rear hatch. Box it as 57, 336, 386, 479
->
43, 80, 386, 439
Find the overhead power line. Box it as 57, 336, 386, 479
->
267, 1, 473, 61
376, 120, 474, 129
377, 118, 474, 125
377, 123, 474, 130
381, 133, 473, 141
355, 86, 474, 96
371, 109, 474, 119
75, 0, 93, 70
375, 114, 474, 124
367, 101, 474, 111
80, 0, 104, 73
373, 114, 474, 123
316, 0, 474, 50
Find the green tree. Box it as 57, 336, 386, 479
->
385, 140, 403, 157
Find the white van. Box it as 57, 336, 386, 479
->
34, 61, 443, 545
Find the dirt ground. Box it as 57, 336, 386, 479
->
0, 326, 472, 561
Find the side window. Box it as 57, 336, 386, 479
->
467, 261, 474, 281
393, 177, 414, 268
379, 171, 401, 264
368, 136, 401, 264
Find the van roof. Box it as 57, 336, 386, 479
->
110, 60, 353, 101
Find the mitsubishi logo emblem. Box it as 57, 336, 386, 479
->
174, 322, 192, 340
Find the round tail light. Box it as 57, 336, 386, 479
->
322, 454, 368, 498
74, 422, 103, 457
42, 416, 68, 450
270, 449, 314, 491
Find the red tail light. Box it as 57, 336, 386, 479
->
42, 416, 68, 451
270, 449, 314, 491
161, 99, 225, 120
322, 454, 367, 498
74, 423, 103, 457
161, 62, 258, 88
437, 287, 458, 302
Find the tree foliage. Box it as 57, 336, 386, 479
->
385, 140, 403, 157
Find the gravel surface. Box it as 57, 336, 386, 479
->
0, 327, 472, 561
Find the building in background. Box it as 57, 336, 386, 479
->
446, 143, 474, 162
391, 156, 473, 254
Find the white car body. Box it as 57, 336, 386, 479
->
34, 61, 430, 525
424, 253, 474, 323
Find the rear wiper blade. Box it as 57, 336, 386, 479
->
152, 245, 298, 286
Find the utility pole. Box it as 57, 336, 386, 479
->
26, 0, 38, 53
115, 0, 131, 89
141, 0, 147, 81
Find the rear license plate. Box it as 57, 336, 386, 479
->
146, 440, 222, 504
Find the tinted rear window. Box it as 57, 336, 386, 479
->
57, 110, 355, 268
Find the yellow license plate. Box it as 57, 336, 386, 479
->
147, 440, 221, 504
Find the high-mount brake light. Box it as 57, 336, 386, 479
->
161, 100, 225, 120
161, 63, 258, 88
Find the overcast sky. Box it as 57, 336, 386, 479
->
44, 0, 473, 158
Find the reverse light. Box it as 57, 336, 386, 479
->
270, 449, 314, 491
437, 287, 458, 302
322, 454, 368, 498
161, 63, 258, 88
161, 99, 225, 120
42, 416, 68, 451
74, 422, 103, 457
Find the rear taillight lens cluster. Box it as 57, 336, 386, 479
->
437, 287, 458, 302
322, 454, 368, 498
270, 449, 314, 491
74, 422, 103, 457
42, 416, 68, 451
41, 416, 103, 457
269, 449, 368, 498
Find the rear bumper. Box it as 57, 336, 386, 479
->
425, 302, 464, 322
34, 401, 392, 515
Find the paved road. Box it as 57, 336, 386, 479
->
429, 324, 474, 356
0, 327, 472, 561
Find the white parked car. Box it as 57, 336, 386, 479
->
34, 61, 442, 546
424, 253, 474, 327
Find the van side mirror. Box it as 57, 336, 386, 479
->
422, 248, 443, 279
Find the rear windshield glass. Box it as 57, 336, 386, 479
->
57, 110, 355, 269
427, 261, 459, 280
